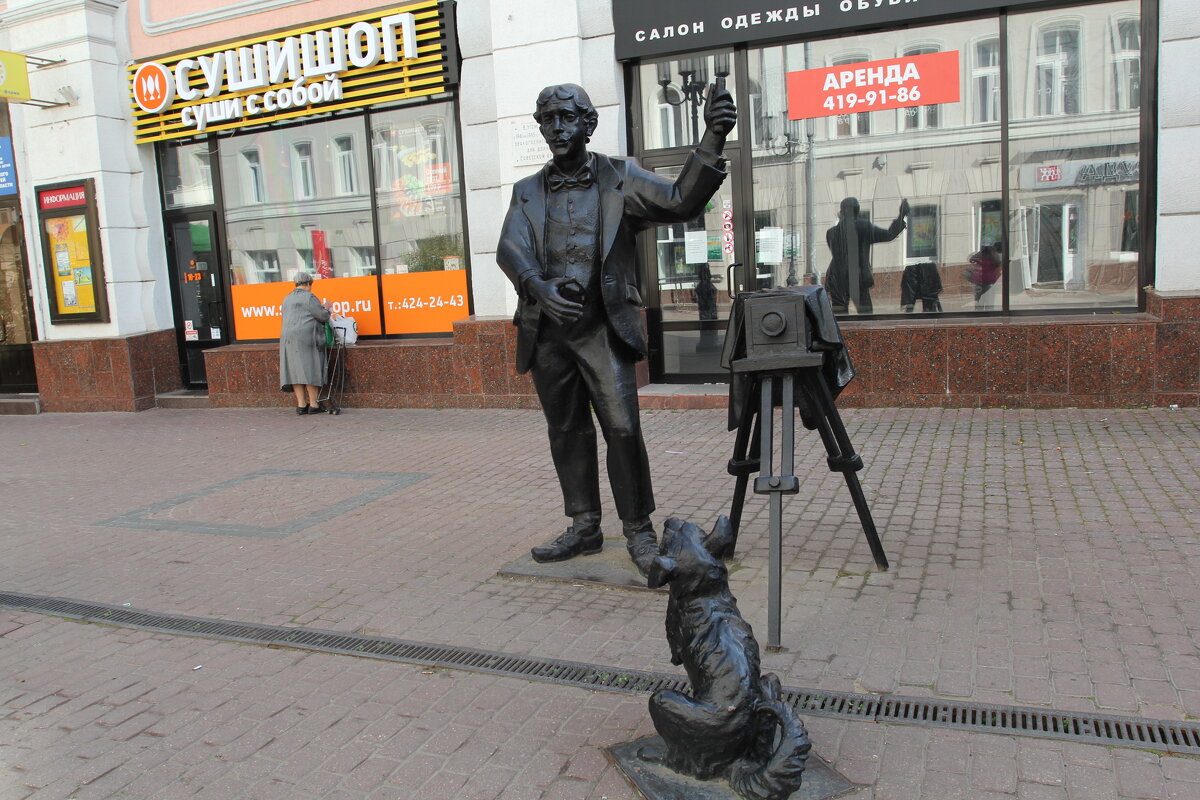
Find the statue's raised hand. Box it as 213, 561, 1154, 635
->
703, 81, 738, 138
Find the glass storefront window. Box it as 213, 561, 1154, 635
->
218, 116, 379, 339
634, 3, 1144, 321
638, 52, 739, 150
372, 103, 468, 335
748, 17, 1004, 316
162, 141, 215, 209
1007, 1, 1139, 310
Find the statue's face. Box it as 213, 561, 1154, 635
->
536, 97, 591, 161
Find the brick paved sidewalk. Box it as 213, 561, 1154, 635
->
2, 406, 1200, 798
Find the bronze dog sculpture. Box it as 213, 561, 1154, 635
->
640, 516, 810, 800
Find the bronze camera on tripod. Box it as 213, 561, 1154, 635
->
720, 286, 888, 649
730, 291, 823, 374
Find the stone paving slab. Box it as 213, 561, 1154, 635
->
2, 406, 1200, 798
5, 613, 1200, 799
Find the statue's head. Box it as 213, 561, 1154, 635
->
533, 84, 599, 163
839, 197, 861, 219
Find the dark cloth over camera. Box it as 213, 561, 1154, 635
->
721, 285, 854, 431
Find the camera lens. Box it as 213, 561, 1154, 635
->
759, 310, 787, 337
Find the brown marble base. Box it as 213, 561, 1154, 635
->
38, 293, 1200, 413
203, 300, 1200, 410
32, 329, 181, 412
206, 316, 540, 409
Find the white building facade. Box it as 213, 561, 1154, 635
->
0, 0, 1194, 409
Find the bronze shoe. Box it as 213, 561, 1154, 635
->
531, 522, 603, 563
623, 519, 659, 578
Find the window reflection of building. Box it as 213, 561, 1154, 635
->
334, 136, 357, 195
656, 86, 685, 148
639, 55, 739, 151
373, 105, 464, 276
292, 142, 315, 200
1120, 190, 1140, 252
902, 45, 941, 130
222, 118, 376, 287
372, 127, 397, 190
1036, 24, 1081, 116
241, 149, 266, 204
905, 205, 939, 264
750, 2, 1136, 315
973, 38, 1001, 123
978, 199, 1003, 249
350, 246, 376, 276
1112, 17, 1141, 111
831, 54, 871, 137
163, 142, 215, 209
247, 249, 280, 283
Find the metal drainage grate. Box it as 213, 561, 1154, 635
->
4, 591, 1199, 756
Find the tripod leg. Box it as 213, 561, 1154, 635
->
802, 372, 890, 570
727, 382, 763, 557
843, 471, 889, 570
766, 374, 796, 651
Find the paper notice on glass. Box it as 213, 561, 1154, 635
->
757, 227, 785, 264
684, 231, 709, 264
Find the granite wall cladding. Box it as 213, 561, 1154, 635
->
32, 329, 182, 412
206, 316, 539, 409
36, 290, 1200, 411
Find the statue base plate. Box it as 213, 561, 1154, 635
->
606, 736, 856, 800
498, 538, 664, 591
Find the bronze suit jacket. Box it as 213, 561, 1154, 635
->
497, 151, 727, 374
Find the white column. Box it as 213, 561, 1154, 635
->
1156, 0, 1200, 292
2, 0, 172, 339
458, 0, 623, 318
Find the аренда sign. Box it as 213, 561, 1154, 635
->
787, 50, 960, 120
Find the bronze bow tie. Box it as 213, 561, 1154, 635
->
547, 170, 595, 192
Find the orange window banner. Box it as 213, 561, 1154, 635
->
231, 275, 383, 341
787, 50, 961, 121
382, 269, 468, 335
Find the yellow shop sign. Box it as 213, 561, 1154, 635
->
128, 0, 455, 144
0, 51, 31, 102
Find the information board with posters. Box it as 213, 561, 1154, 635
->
787, 50, 960, 120
36, 179, 109, 323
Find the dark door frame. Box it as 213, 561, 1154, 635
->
0, 198, 39, 392
164, 210, 228, 387
627, 47, 755, 383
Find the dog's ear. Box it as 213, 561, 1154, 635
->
702, 515, 734, 560
646, 556, 677, 589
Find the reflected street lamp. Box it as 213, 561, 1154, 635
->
657, 54, 731, 144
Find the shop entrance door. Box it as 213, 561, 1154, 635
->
0, 203, 37, 392
166, 213, 227, 386
1029, 201, 1082, 289
641, 152, 751, 382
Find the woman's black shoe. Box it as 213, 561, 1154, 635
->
296, 406, 309, 415
307, 404, 322, 415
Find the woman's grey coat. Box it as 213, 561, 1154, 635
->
279, 287, 331, 389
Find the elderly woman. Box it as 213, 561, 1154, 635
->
279, 271, 333, 414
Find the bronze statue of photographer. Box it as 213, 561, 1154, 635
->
496, 81, 736, 577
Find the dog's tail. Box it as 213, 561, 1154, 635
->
727, 674, 811, 800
